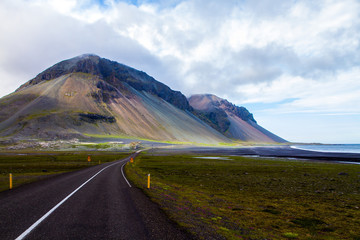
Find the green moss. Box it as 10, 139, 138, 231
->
291, 217, 326, 232
76, 142, 125, 149
23, 111, 57, 121
283, 232, 299, 239
125, 154, 360, 239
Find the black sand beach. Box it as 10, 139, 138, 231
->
156, 145, 360, 163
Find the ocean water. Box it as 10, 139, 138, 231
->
291, 144, 360, 154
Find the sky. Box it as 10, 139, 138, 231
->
0, 0, 359, 143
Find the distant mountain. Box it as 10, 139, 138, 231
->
189, 94, 286, 143
0, 54, 228, 143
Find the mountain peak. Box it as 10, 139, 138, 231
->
193, 94, 223, 103
77, 53, 100, 59
72, 53, 101, 63
16, 54, 191, 111
188, 94, 222, 111
189, 94, 256, 123
189, 94, 286, 143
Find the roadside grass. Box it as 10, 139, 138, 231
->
0, 151, 129, 192
125, 154, 360, 239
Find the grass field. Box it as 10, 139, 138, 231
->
0, 151, 129, 192
125, 153, 360, 240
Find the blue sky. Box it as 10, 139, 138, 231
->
0, 0, 359, 143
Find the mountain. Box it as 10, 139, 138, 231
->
189, 94, 286, 143
0, 54, 286, 144
0, 54, 228, 143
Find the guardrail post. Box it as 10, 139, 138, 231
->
9, 173, 12, 190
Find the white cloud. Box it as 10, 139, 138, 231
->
280, 68, 360, 114
0, 0, 163, 95
0, 0, 358, 93
240, 67, 360, 114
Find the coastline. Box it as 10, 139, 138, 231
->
290, 144, 360, 154
161, 145, 360, 163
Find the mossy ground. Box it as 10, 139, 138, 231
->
125, 154, 360, 240
0, 151, 129, 192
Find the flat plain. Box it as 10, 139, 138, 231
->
125, 153, 360, 239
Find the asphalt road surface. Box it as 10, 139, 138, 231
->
0, 152, 192, 240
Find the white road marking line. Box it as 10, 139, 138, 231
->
15, 159, 128, 240
121, 162, 132, 187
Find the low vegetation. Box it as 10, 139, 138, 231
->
0, 139, 141, 151
0, 151, 129, 192
125, 153, 360, 239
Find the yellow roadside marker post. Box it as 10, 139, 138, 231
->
130, 157, 134, 163
9, 173, 12, 190
88, 155, 91, 164
147, 174, 150, 189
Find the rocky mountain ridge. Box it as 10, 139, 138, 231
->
0, 54, 285, 143
18, 54, 190, 111
189, 94, 286, 143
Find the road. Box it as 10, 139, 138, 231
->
0, 152, 192, 240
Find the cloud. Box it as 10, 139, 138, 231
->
239, 67, 360, 114
0, 0, 162, 94
0, 0, 359, 118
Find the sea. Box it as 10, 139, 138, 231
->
291, 144, 360, 154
